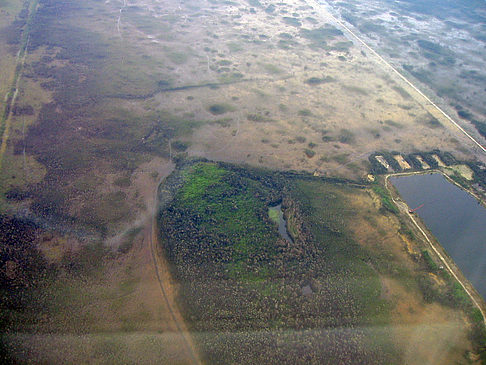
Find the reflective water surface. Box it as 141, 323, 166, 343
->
391, 173, 486, 299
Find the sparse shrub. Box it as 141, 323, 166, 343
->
247, 113, 271, 122
332, 153, 349, 164
384, 119, 403, 129
167, 51, 188, 64
304, 76, 335, 85
282, 17, 301, 27
343, 85, 368, 95
265, 4, 275, 13
392, 85, 411, 99
118, 227, 142, 253
421, 250, 438, 272
304, 149, 315, 158
114, 176, 131, 187
472, 120, 486, 139
172, 140, 190, 151
218, 60, 232, 66
227, 42, 243, 52
262, 63, 282, 74
207, 103, 236, 115
298, 109, 312, 117
337, 129, 355, 144
300, 26, 343, 42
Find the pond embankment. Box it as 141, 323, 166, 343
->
390, 173, 486, 301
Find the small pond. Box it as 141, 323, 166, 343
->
268, 204, 293, 243
391, 173, 486, 299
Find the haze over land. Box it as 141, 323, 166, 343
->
1, 0, 486, 363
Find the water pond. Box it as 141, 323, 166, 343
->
391, 173, 486, 299
268, 204, 293, 243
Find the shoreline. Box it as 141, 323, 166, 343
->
384, 172, 486, 326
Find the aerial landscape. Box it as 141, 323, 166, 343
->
0, 0, 485, 363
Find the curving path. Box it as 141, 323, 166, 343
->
147, 165, 201, 365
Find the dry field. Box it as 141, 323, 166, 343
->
110, 0, 476, 178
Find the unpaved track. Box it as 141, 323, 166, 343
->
0, 0, 38, 169
0, 39, 30, 169
147, 165, 201, 365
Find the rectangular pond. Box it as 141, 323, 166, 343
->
390, 173, 486, 300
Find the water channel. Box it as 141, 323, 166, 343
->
390, 173, 486, 299
268, 204, 294, 243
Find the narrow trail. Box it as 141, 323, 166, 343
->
385, 172, 486, 326
0, 0, 36, 170
113, 1, 198, 360
314, 0, 486, 155
0, 0, 39, 170
116, 0, 127, 38
0, 41, 29, 170
147, 165, 201, 365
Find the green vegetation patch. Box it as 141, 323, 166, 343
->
165, 50, 189, 65
416, 39, 455, 66
392, 85, 411, 99
300, 26, 343, 41
260, 63, 283, 74
167, 163, 279, 272
417, 115, 443, 129
159, 162, 397, 363
337, 128, 355, 144
372, 184, 399, 214
300, 25, 343, 48
268, 206, 280, 224
472, 120, 486, 140
207, 103, 236, 115
304, 148, 315, 158
304, 76, 335, 85
227, 41, 244, 52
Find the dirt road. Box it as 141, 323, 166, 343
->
147, 163, 201, 365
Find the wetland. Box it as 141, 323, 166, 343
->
1, 0, 486, 363
391, 173, 486, 299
